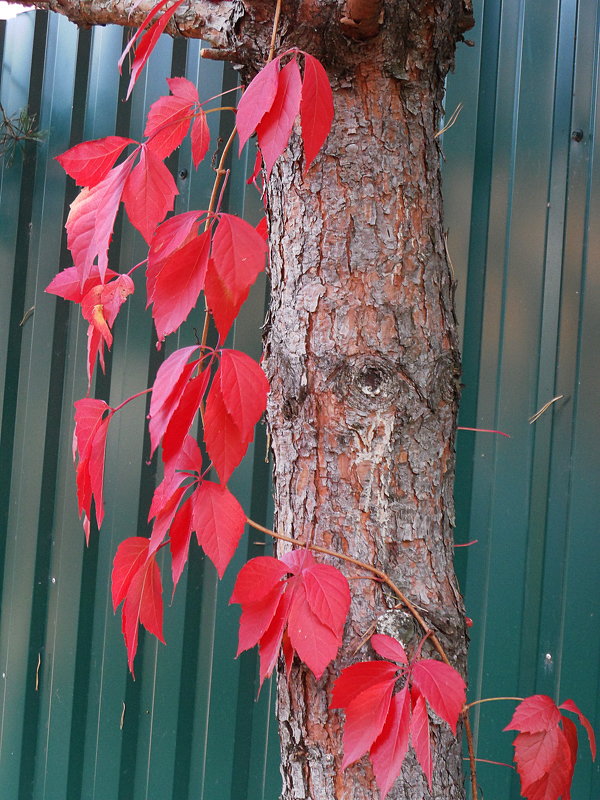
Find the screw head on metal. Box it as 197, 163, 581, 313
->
571, 129, 584, 142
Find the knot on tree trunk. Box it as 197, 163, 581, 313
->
340, 0, 383, 39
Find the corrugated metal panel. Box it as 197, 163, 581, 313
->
445, 0, 600, 797
0, 12, 279, 800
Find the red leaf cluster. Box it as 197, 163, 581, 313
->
47, 266, 134, 385
330, 634, 466, 798
237, 50, 334, 174
112, 430, 247, 671
504, 695, 596, 800
231, 550, 350, 682
147, 211, 267, 342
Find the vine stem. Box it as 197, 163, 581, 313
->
112, 387, 152, 414
268, 0, 283, 62
199, 123, 239, 350
466, 696, 524, 710
246, 516, 480, 798
464, 757, 515, 770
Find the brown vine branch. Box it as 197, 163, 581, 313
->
246, 515, 480, 798
268, 0, 283, 62
466, 696, 524, 710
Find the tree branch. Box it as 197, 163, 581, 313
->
2, 0, 243, 51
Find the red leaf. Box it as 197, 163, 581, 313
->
148, 344, 201, 454
191, 108, 210, 168
371, 634, 409, 665
118, 0, 174, 73
523, 761, 571, 800
257, 590, 291, 683
80, 274, 135, 385
56, 136, 137, 187
505, 695, 591, 800
331, 661, 400, 709
410, 688, 432, 789
192, 480, 246, 577
144, 91, 195, 160
255, 216, 268, 242
236, 57, 281, 154
236, 582, 287, 656
204, 257, 249, 343
256, 58, 302, 175
66, 152, 137, 284
340, 680, 396, 768
230, 556, 290, 606
122, 145, 178, 243
169, 495, 194, 592
86, 415, 111, 529
147, 211, 202, 301
504, 696, 562, 734
514, 729, 562, 788
561, 716, 578, 800
123, 0, 186, 100
148, 483, 186, 555
148, 464, 189, 523
246, 148, 263, 187
410, 658, 466, 734
514, 728, 572, 800
169, 432, 204, 475
231, 556, 290, 664
232, 551, 347, 681
282, 629, 294, 678
46, 266, 118, 304
217, 349, 269, 442
370, 686, 412, 800
162, 369, 210, 467
559, 699, 597, 760
112, 536, 150, 610
150, 229, 211, 339
203, 378, 250, 484
286, 579, 340, 679
211, 213, 267, 296
300, 52, 333, 171
167, 76, 199, 103
300, 560, 350, 638
73, 398, 112, 537
121, 552, 164, 674
73, 398, 110, 461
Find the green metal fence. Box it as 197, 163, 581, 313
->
0, 12, 279, 800
446, 0, 600, 797
1, 1, 599, 799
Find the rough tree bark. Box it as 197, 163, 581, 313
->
5, 0, 475, 797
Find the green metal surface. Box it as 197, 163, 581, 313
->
445, 0, 600, 797
0, 12, 278, 800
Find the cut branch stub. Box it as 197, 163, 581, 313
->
332, 354, 429, 419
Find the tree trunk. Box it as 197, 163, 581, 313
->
263, 4, 471, 798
